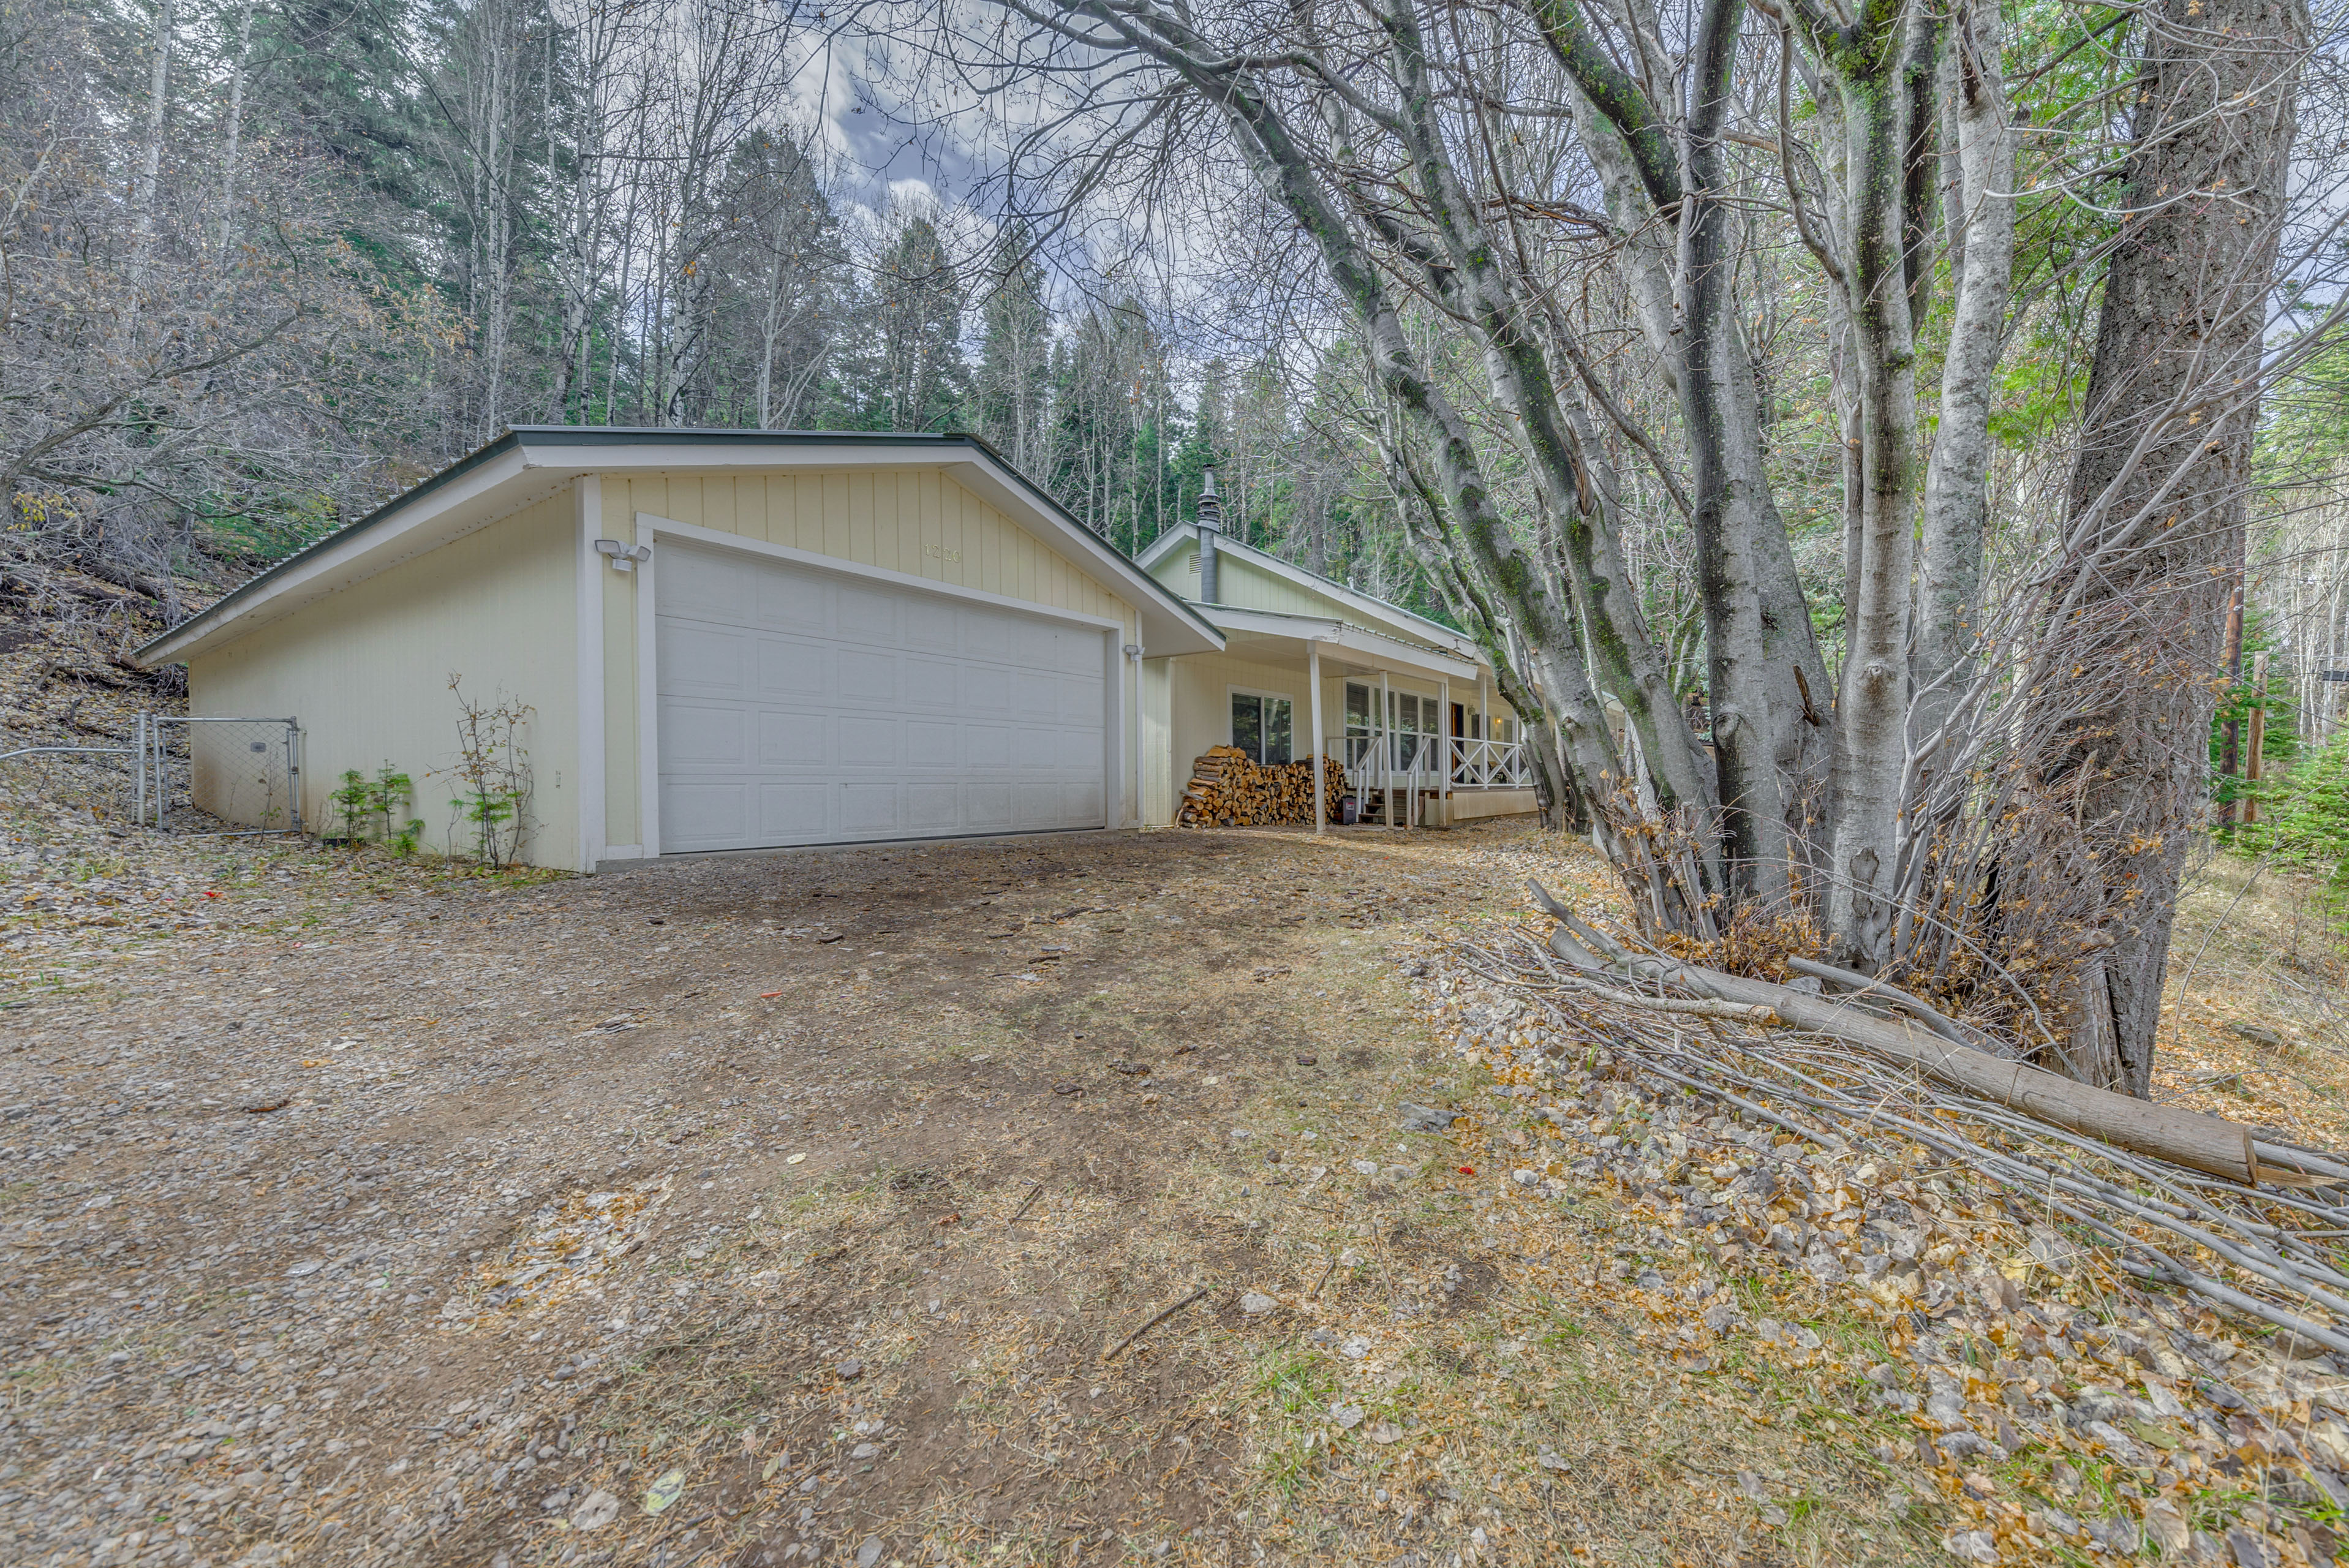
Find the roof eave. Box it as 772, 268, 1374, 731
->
134, 428, 1223, 665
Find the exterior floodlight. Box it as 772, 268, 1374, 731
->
594, 539, 652, 573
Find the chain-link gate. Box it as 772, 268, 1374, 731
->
133, 715, 303, 835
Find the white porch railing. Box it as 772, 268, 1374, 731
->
1447, 735, 1532, 788
1329, 734, 1529, 795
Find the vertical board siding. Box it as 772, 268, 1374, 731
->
595, 467, 1137, 848
1141, 657, 1175, 826
190, 489, 583, 867
1168, 649, 1321, 782
604, 468, 1128, 620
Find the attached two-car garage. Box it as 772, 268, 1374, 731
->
138, 429, 1223, 870
655, 539, 1110, 853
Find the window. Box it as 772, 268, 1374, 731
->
1231, 692, 1293, 765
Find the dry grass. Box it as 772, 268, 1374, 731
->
9, 806, 2344, 1568
2157, 850, 2349, 1144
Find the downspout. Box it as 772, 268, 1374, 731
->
1125, 640, 1145, 827
1196, 468, 1223, 605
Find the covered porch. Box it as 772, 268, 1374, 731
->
1156, 606, 1540, 829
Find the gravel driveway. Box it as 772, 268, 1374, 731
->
1, 812, 1516, 1567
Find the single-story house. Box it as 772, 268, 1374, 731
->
135, 429, 1536, 869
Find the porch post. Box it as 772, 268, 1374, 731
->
1379, 668, 1393, 829
1438, 674, 1450, 826
1308, 638, 1325, 835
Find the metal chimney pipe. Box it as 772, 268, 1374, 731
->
1196, 468, 1223, 605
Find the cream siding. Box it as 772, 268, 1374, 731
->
189, 488, 582, 867
1139, 657, 1176, 827
592, 469, 1142, 850
1166, 649, 1314, 793
1151, 547, 1351, 620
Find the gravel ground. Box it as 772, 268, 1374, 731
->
21, 781, 2333, 1568
1, 802, 1575, 1568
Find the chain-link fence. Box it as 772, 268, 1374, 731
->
137, 715, 303, 835
0, 715, 303, 835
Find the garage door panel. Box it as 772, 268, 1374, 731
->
664, 701, 755, 766
905, 718, 962, 763
665, 782, 750, 843
757, 783, 831, 837
959, 666, 1012, 715
754, 707, 821, 767
1011, 671, 1062, 717
837, 716, 899, 768
668, 545, 755, 623
901, 655, 964, 705
964, 783, 1016, 829
837, 583, 905, 636
835, 648, 899, 703
754, 636, 833, 700
658, 541, 1107, 853
837, 783, 900, 834
755, 571, 833, 634
905, 607, 959, 654
905, 783, 959, 832
660, 625, 754, 696
961, 615, 1012, 660
965, 724, 1014, 768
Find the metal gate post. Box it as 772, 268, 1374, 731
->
285, 723, 303, 834
134, 714, 146, 827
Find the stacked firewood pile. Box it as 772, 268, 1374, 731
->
1176, 747, 1348, 826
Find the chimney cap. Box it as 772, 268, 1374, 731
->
1201, 467, 1220, 496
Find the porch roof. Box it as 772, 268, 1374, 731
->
1197, 605, 1483, 684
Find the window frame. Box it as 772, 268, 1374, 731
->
1227, 685, 1297, 766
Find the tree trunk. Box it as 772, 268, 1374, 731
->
1910, 0, 2015, 762
1820, 10, 1932, 968
126, 0, 176, 304
216, 0, 254, 268
1183, 62, 1635, 847
2029, 0, 2306, 1093
1539, 0, 1833, 908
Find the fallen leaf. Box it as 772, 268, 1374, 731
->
643, 1468, 686, 1514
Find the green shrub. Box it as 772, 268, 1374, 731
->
326, 765, 422, 854
2240, 729, 2349, 934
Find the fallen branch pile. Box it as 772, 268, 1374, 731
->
1499, 879, 2349, 1355
1177, 747, 1344, 827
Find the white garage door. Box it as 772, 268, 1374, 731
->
655, 541, 1108, 852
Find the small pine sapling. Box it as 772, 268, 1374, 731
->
443, 676, 534, 867
329, 769, 372, 845
371, 766, 423, 855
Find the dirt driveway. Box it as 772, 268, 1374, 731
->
2, 816, 1901, 1568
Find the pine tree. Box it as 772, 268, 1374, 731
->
975, 225, 1051, 471
1167, 355, 1228, 543
871, 215, 969, 432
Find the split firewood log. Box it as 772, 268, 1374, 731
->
1178, 748, 1349, 827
